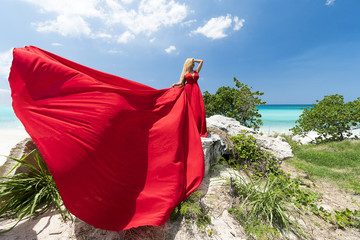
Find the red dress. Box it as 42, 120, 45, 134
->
8, 46, 206, 231
184, 71, 207, 137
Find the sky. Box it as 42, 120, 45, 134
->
0, 0, 359, 104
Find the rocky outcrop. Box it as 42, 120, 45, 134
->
203, 115, 293, 165
254, 135, 293, 161
0, 138, 43, 177
206, 115, 257, 136
201, 127, 232, 176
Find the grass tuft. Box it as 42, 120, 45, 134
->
171, 191, 212, 234
0, 150, 70, 233
229, 174, 310, 239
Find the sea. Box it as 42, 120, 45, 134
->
0, 104, 311, 132
0, 105, 22, 129
257, 104, 311, 134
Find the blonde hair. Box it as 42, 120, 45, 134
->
181, 58, 194, 77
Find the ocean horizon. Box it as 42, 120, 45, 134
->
0, 104, 311, 132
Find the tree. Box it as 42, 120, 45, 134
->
203, 77, 266, 130
291, 94, 360, 142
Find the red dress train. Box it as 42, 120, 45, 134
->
8, 46, 207, 231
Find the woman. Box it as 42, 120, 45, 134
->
8, 46, 205, 231
172, 58, 207, 137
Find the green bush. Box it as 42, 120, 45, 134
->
203, 77, 266, 130
230, 131, 279, 178
291, 94, 360, 142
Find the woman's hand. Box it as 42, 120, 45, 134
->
171, 82, 184, 88
172, 73, 186, 88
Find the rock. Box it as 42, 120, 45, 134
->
0, 138, 45, 177
206, 115, 293, 161
201, 130, 229, 176
292, 132, 319, 144
253, 134, 293, 161
206, 115, 257, 136
292, 129, 360, 145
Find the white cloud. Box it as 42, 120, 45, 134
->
192, 14, 245, 39
24, 0, 188, 42
181, 19, 197, 27
23, 0, 101, 18
51, 42, 63, 46
105, 0, 188, 36
34, 14, 92, 37
117, 31, 135, 43
0, 89, 11, 105
0, 49, 13, 79
108, 49, 123, 54
0, 88, 10, 93
0, 49, 12, 105
165, 45, 176, 53
121, 0, 134, 4
325, 0, 335, 5
94, 32, 113, 39
233, 16, 245, 31
192, 14, 233, 39
149, 37, 156, 43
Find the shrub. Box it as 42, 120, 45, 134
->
291, 94, 360, 142
203, 77, 266, 130
230, 131, 279, 178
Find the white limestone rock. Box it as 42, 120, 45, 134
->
0, 138, 41, 177
201, 131, 228, 176
206, 115, 256, 136
292, 131, 319, 144
253, 134, 293, 161
206, 115, 293, 161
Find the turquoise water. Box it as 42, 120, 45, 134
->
257, 104, 311, 133
0, 105, 22, 129
0, 104, 311, 132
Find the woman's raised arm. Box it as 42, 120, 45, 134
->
195, 59, 203, 73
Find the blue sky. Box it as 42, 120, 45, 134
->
0, 0, 359, 104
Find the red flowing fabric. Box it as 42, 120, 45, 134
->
8, 46, 206, 231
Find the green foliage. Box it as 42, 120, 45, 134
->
230, 131, 280, 178
203, 77, 266, 130
171, 191, 212, 234
348, 179, 360, 195
286, 140, 360, 229
334, 208, 360, 228
0, 151, 70, 233
229, 174, 308, 239
291, 94, 360, 142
